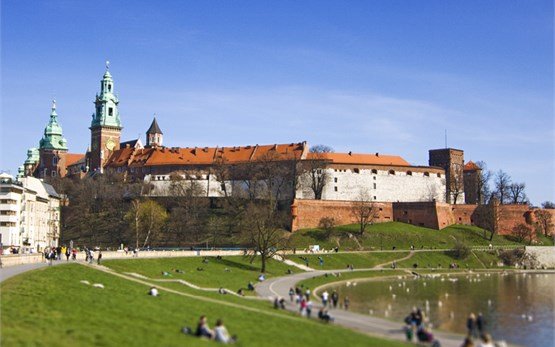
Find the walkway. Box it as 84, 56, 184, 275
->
255, 269, 465, 347
0, 261, 65, 283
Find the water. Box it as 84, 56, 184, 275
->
328, 272, 554, 347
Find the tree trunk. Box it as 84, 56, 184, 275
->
260, 254, 267, 273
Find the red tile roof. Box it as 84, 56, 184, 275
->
66, 153, 85, 167
309, 152, 410, 166
464, 161, 481, 171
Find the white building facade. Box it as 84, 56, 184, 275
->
0, 173, 60, 253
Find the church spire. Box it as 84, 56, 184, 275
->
146, 116, 163, 147
39, 100, 67, 150
91, 61, 121, 129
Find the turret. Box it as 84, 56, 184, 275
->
146, 116, 163, 147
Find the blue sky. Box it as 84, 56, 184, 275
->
1, 0, 553, 204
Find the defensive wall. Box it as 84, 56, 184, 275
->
291, 199, 552, 234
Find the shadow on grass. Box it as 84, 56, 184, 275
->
216, 257, 261, 273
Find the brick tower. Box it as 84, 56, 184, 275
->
429, 148, 465, 204
463, 161, 482, 204
37, 100, 68, 178
89, 62, 122, 173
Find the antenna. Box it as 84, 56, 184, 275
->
444, 129, 447, 148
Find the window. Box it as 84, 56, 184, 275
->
389, 170, 395, 175
406, 171, 412, 176
334, 186, 338, 192
371, 169, 377, 174
109, 107, 113, 116
51, 171, 57, 177
108, 84, 112, 92
373, 183, 377, 189
373, 196, 377, 200
373, 176, 376, 180
353, 168, 360, 174
437, 173, 441, 178
334, 177, 338, 183
424, 172, 430, 177
52, 156, 58, 165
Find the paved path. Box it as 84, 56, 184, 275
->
0, 260, 65, 283
255, 269, 465, 347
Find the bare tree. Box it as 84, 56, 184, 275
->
508, 182, 527, 204
351, 189, 378, 236
541, 201, 555, 209
512, 223, 533, 244
298, 145, 334, 200
450, 165, 464, 204
475, 161, 492, 205
494, 170, 511, 204
534, 209, 553, 237
481, 196, 503, 241
125, 199, 168, 248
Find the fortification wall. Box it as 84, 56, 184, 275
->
291, 199, 393, 231
392, 201, 439, 229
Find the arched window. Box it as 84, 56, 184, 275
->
406, 171, 412, 176
388, 170, 395, 175
424, 172, 430, 177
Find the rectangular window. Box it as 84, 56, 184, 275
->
334, 186, 338, 192
51, 171, 57, 177
52, 157, 58, 165
109, 107, 113, 116
334, 177, 338, 183
373, 183, 377, 189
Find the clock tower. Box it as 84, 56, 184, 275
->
89, 62, 122, 172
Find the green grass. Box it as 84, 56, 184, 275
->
103, 256, 297, 294
1, 264, 408, 347
297, 270, 404, 293
290, 222, 534, 251
395, 250, 504, 269
287, 252, 408, 270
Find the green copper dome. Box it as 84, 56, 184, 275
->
39, 101, 68, 151
24, 147, 40, 164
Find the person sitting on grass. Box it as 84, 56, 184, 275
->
195, 315, 213, 339
214, 319, 237, 344
318, 308, 334, 323
247, 282, 255, 291
148, 287, 159, 297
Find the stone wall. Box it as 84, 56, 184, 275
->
525, 246, 555, 268
291, 199, 393, 231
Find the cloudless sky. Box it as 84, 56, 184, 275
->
1, 0, 553, 204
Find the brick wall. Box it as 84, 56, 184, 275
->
291, 199, 393, 231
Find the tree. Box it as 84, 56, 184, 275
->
512, 223, 533, 244
475, 161, 492, 205
299, 145, 334, 200
541, 201, 555, 209
351, 189, 378, 236
318, 217, 336, 239
126, 199, 168, 248
450, 164, 464, 204
481, 196, 502, 241
493, 170, 511, 204
534, 209, 553, 237
508, 182, 528, 204
242, 202, 288, 273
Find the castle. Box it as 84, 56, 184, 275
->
19, 65, 485, 209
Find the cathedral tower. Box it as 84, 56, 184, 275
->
89, 62, 122, 172
38, 100, 68, 178
146, 116, 163, 147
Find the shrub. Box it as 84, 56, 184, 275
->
450, 241, 471, 260
499, 248, 526, 266
318, 217, 336, 238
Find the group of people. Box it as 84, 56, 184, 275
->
403, 307, 440, 346
462, 313, 500, 347
44, 245, 78, 264
182, 315, 236, 344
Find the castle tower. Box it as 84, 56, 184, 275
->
463, 161, 482, 204
89, 62, 122, 172
146, 116, 163, 147
429, 148, 465, 204
38, 100, 68, 178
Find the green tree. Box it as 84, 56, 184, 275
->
126, 199, 168, 249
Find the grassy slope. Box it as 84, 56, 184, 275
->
286, 252, 408, 270
103, 256, 296, 294
395, 251, 505, 269
289, 222, 540, 251
0, 264, 408, 347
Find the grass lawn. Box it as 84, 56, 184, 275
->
1, 264, 408, 347
103, 255, 297, 294
289, 222, 538, 251
395, 250, 504, 269
286, 252, 409, 270
297, 270, 404, 293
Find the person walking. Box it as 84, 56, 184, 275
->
321, 290, 329, 307
288, 287, 295, 302
476, 313, 485, 334
97, 250, 103, 265
331, 291, 339, 308
65, 247, 70, 261
467, 313, 478, 338
344, 296, 350, 310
